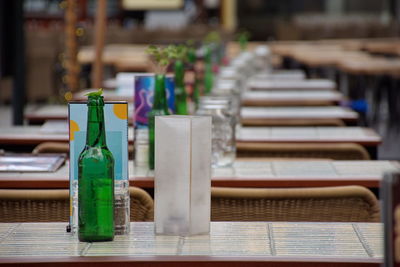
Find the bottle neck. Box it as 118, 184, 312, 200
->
86, 104, 107, 147
187, 48, 196, 64
153, 74, 169, 113
174, 60, 184, 88
205, 47, 211, 64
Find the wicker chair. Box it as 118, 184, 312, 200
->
242, 118, 346, 127
0, 187, 154, 222
0, 189, 69, 222
237, 143, 371, 160
129, 187, 154, 221
211, 186, 380, 222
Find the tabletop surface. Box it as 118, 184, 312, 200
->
237, 126, 381, 144
252, 70, 306, 81
241, 90, 343, 102
25, 104, 357, 123
241, 106, 359, 120
1, 125, 378, 145
247, 79, 336, 90
1, 160, 398, 189
25, 104, 134, 121
0, 123, 134, 144
0, 222, 383, 264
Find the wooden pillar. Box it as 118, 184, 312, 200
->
65, 0, 79, 93
12, 0, 25, 125
221, 0, 237, 32
92, 0, 107, 89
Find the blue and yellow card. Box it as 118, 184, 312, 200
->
68, 101, 129, 230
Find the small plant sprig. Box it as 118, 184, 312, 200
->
146, 45, 175, 74
237, 30, 251, 51
186, 40, 197, 63
85, 88, 103, 97
169, 44, 188, 62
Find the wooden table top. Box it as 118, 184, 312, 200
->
0, 222, 383, 266
78, 44, 148, 64
247, 79, 336, 91
241, 90, 343, 106
237, 127, 381, 146
1, 159, 397, 189
363, 41, 400, 56
241, 107, 358, 121
289, 48, 369, 68
337, 57, 400, 76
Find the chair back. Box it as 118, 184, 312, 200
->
0, 187, 154, 222
242, 118, 345, 127
211, 186, 380, 222
129, 187, 154, 221
0, 189, 69, 222
237, 143, 371, 160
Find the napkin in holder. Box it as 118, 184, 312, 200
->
155, 116, 211, 235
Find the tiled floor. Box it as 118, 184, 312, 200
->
0, 103, 399, 160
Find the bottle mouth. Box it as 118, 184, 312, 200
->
87, 95, 104, 106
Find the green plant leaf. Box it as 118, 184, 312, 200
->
84, 88, 103, 97
237, 30, 251, 50
145, 45, 179, 73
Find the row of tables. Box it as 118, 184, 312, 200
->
0, 42, 396, 266
269, 39, 400, 122
23, 104, 357, 125
0, 159, 397, 189
0, 125, 380, 158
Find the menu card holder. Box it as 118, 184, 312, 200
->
155, 116, 211, 236
68, 101, 130, 235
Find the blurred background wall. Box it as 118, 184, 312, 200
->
1, 0, 399, 104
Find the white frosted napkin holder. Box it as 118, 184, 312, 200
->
155, 116, 212, 236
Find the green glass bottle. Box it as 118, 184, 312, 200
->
187, 48, 200, 109
204, 46, 213, 94
78, 94, 114, 242
174, 60, 188, 115
148, 74, 169, 170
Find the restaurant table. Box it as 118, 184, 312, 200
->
0, 222, 383, 266
251, 69, 306, 80
247, 79, 336, 91
25, 104, 134, 124
0, 124, 377, 155
237, 126, 381, 159
241, 90, 343, 106
1, 159, 397, 189
78, 44, 150, 72
0, 124, 134, 149
241, 106, 359, 126
25, 105, 69, 124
